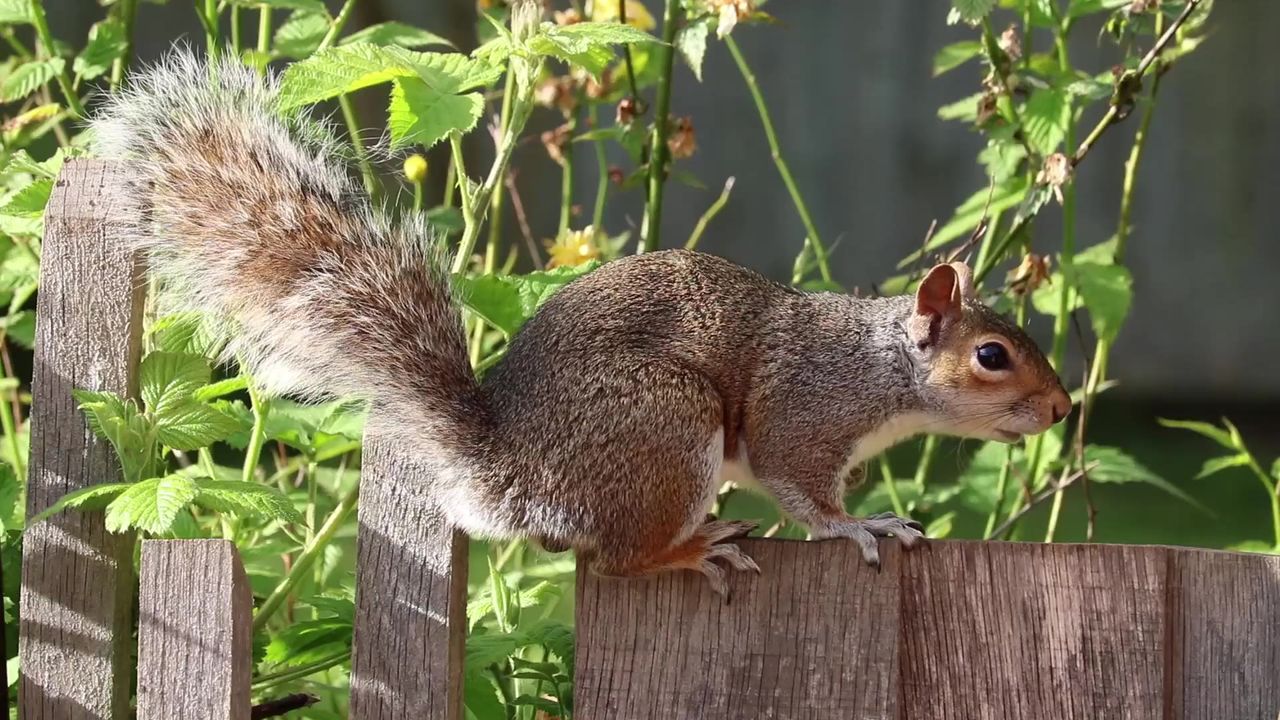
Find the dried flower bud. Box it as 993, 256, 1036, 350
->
710, 0, 754, 38
998, 23, 1022, 62
1007, 253, 1052, 296
666, 116, 697, 160
1127, 0, 1159, 14
608, 166, 625, 185
541, 124, 572, 166
403, 154, 428, 184
1037, 152, 1073, 205
553, 8, 582, 25
616, 97, 640, 125
535, 76, 577, 115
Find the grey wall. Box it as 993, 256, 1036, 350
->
40, 0, 1280, 401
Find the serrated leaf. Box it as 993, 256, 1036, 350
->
938, 92, 984, 122
0, 464, 19, 532
467, 581, 562, 630
1083, 445, 1206, 511
73, 389, 154, 482
0, 0, 33, 25
464, 672, 507, 720
193, 478, 304, 524
273, 10, 328, 59
4, 148, 63, 179
0, 178, 53, 218
455, 262, 600, 337
1022, 88, 1069, 155
674, 21, 708, 82
139, 351, 212, 412
104, 475, 199, 534
388, 78, 483, 151
74, 18, 126, 81
156, 401, 242, 450
279, 44, 500, 110
301, 595, 355, 622
951, 0, 996, 24
342, 22, 453, 49
28, 482, 131, 526
0, 310, 35, 349
1195, 454, 1251, 480
0, 59, 63, 103
933, 40, 982, 76
1157, 418, 1237, 451
264, 616, 352, 667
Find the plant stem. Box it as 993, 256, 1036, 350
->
912, 435, 938, 495
203, 0, 219, 57
230, 5, 241, 55
637, 0, 680, 253
316, 0, 357, 52
724, 35, 832, 283
878, 456, 906, 518
241, 385, 270, 485
983, 445, 1016, 538
256, 5, 272, 58
339, 95, 378, 198
252, 649, 351, 691
558, 120, 576, 235
589, 106, 610, 230
253, 479, 360, 634
0, 371, 23, 481
484, 71, 516, 263
28, 0, 86, 118
685, 177, 735, 250
109, 0, 139, 91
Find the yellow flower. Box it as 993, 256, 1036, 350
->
546, 227, 601, 268
403, 154, 428, 184
587, 0, 656, 30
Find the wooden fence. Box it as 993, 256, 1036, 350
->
14, 159, 1280, 719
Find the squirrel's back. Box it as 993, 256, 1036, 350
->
93, 49, 485, 453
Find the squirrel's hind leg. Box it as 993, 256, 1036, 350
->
588, 518, 761, 600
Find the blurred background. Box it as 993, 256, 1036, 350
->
39, 0, 1280, 546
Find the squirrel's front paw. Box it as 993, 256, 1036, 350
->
814, 512, 925, 569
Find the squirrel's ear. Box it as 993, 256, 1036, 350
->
947, 261, 976, 300
909, 263, 964, 347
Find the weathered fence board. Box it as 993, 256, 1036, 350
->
136, 540, 252, 720
577, 538, 1280, 720
349, 437, 468, 720
19, 159, 143, 719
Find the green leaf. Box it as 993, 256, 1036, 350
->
229, 0, 326, 10
74, 18, 127, 81
28, 482, 132, 526
467, 581, 562, 631
933, 40, 982, 76
147, 311, 224, 356
0, 177, 53, 218
1065, 257, 1132, 343
674, 21, 708, 82
73, 389, 155, 482
155, 400, 242, 450
279, 44, 500, 110
937, 92, 984, 122
1067, 0, 1129, 19
342, 22, 454, 50
1083, 445, 1207, 511
0, 464, 18, 532
193, 478, 304, 524
897, 177, 1029, 267
1195, 454, 1251, 480
464, 672, 507, 720
1157, 418, 1237, 451
0, 0, 34, 25
104, 475, 200, 534
388, 78, 483, 150
273, 10, 328, 59
1022, 88, 1069, 155
140, 351, 212, 413
1271, 457, 1280, 482
530, 21, 655, 77
265, 616, 351, 667
0, 310, 35, 349
951, 0, 997, 24
0, 59, 63, 103
425, 205, 464, 234
455, 262, 600, 337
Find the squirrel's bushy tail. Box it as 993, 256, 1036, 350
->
93, 49, 488, 448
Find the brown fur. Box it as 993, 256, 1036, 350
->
94, 51, 1069, 596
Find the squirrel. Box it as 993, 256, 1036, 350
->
90, 51, 1070, 597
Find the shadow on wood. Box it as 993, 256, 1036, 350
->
575, 538, 1280, 720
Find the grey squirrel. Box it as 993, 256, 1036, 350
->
91, 51, 1070, 596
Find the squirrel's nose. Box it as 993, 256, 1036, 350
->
1049, 388, 1071, 424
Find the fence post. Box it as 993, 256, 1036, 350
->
136, 539, 252, 720
348, 436, 468, 719
19, 159, 143, 719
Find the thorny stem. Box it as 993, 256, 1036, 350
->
725, 35, 833, 284
638, 0, 680, 253
450, 133, 472, 219
616, 0, 642, 113
589, 106, 609, 229
317, 0, 357, 52
485, 72, 516, 265
253, 475, 359, 634
241, 385, 270, 485
29, 0, 86, 117
109, 0, 139, 91
558, 119, 576, 235
685, 177, 735, 250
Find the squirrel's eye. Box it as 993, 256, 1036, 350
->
976, 342, 1010, 371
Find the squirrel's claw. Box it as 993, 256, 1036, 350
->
814, 512, 926, 568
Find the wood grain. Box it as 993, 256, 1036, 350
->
348, 436, 468, 720
19, 159, 143, 720
575, 538, 900, 720
1175, 548, 1280, 720
136, 540, 252, 720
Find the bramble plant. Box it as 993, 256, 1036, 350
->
0, 0, 1265, 717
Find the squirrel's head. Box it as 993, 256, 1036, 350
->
905, 261, 1070, 443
